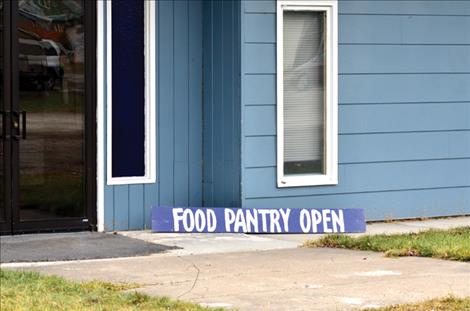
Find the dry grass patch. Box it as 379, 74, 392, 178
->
0, 269, 221, 311
304, 227, 470, 261
365, 296, 470, 311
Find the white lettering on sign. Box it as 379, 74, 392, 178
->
279, 208, 291, 232
258, 209, 270, 232
172, 208, 346, 233
300, 209, 310, 233
183, 209, 194, 231
174, 208, 218, 232
194, 209, 206, 232
332, 209, 345, 233
311, 209, 322, 233
234, 209, 248, 232
225, 209, 235, 232
173, 208, 184, 231
322, 209, 332, 233
246, 209, 259, 232
270, 210, 281, 232
207, 209, 217, 232
298, 209, 346, 233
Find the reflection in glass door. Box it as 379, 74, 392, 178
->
1, 0, 95, 234
17, 0, 86, 221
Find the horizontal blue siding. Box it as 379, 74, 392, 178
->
339, 1, 470, 16
341, 45, 470, 74
243, 76, 470, 105
240, 0, 470, 220
244, 159, 470, 198
244, 103, 470, 136
244, 0, 470, 15
244, 187, 470, 221
339, 74, 470, 104
340, 15, 470, 44
245, 131, 470, 168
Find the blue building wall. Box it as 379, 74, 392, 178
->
203, 0, 241, 208
104, 0, 204, 231
240, 0, 470, 220
104, 0, 241, 231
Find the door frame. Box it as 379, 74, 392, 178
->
0, 0, 97, 234
0, 0, 13, 233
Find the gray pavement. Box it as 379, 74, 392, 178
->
0, 232, 177, 263
118, 216, 470, 256
1, 216, 469, 310
6, 248, 470, 311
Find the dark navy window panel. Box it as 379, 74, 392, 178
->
112, 0, 146, 178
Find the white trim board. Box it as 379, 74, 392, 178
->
96, 0, 105, 232
276, 0, 338, 188
106, 0, 157, 186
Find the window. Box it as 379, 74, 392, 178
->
276, 0, 338, 187
107, 0, 156, 185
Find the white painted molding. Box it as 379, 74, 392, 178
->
276, 0, 338, 187
106, 0, 157, 185
96, 0, 105, 232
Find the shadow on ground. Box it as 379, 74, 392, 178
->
0, 232, 179, 263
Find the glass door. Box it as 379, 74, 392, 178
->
1, 0, 96, 234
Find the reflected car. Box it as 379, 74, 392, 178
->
19, 38, 64, 91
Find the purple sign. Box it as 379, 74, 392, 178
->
152, 207, 365, 233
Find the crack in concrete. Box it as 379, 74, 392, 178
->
176, 256, 201, 299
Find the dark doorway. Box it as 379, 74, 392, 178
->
0, 0, 96, 234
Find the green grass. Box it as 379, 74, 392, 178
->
365, 296, 470, 311
0, 270, 221, 311
21, 90, 84, 113
20, 174, 85, 217
304, 227, 470, 261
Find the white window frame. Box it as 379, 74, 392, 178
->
276, 0, 338, 188
106, 0, 157, 185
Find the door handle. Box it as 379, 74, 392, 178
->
21, 111, 27, 139
0, 111, 4, 140
12, 111, 27, 140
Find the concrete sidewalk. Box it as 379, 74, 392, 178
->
119, 216, 470, 257
7, 247, 470, 311
1, 216, 469, 310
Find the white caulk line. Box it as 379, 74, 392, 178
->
354, 270, 402, 277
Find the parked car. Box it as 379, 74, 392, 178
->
19, 38, 64, 91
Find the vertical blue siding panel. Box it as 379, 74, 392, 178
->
234, 0, 242, 207
142, 1, 160, 229
113, 185, 129, 230
213, 0, 224, 206
103, 0, 242, 230
202, 0, 241, 208
144, 184, 158, 229
223, 0, 234, 207
129, 185, 144, 230
103, 186, 114, 231
189, 0, 203, 207
203, 1, 214, 206
174, 0, 190, 206
158, 0, 175, 206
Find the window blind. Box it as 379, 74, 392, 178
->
283, 11, 326, 175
